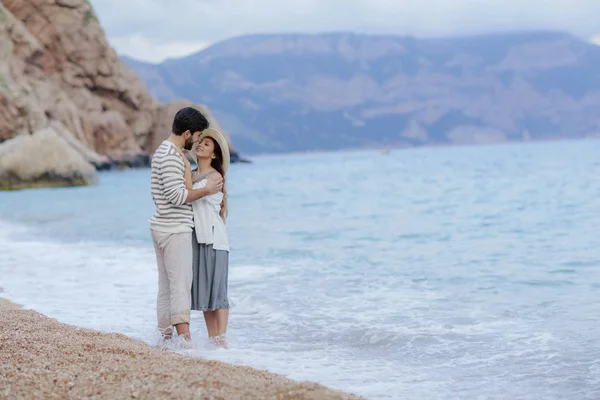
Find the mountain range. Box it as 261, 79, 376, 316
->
124, 31, 600, 155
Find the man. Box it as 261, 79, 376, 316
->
149, 107, 223, 342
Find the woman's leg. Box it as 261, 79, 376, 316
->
203, 311, 218, 338
215, 309, 229, 336
215, 308, 229, 347
213, 250, 229, 347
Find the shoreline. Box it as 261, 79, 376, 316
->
231, 136, 600, 160
0, 298, 361, 400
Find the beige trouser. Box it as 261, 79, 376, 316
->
150, 229, 193, 333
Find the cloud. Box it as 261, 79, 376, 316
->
110, 34, 211, 63
89, 0, 600, 62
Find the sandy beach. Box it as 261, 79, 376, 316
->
0, 299, 361, 400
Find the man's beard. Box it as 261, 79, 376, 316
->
183, 137, 194, 150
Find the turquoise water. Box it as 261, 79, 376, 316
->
1, 141, 600, 399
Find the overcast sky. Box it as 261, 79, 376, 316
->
89, 0, 600, 63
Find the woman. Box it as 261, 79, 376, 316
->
183, 128, 231, 348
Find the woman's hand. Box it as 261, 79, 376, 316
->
176, 148, 192, 170
183, 154, 192, 174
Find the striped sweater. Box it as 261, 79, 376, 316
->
149, 140, 193, 233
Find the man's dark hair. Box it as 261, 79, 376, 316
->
172, 107, 209, 135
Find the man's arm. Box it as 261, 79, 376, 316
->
185, 187, 211, 202
185, 174, 223, 203
161, 154, 189, 206
169, 147, 223, 203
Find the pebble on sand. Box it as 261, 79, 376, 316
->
0, 299, 361, 399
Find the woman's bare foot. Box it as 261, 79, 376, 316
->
215, 334, 228, 349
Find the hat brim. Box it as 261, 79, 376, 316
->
195, 128, 230, 173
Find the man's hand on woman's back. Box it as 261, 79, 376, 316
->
205, 173, 223, 195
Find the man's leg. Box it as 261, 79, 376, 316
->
151, 229, 172, 336
162, 231, 193, 340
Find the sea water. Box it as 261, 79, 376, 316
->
1, 140, 600, 399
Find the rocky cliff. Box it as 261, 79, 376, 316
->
0, 0, 240, 189
124, 32, 600, 154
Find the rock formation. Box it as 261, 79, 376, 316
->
0, 127, 96, 190
0, 0, 241, 189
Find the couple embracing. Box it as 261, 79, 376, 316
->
149, 107, 231, 348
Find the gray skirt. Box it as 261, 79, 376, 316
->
191, 230, 230, 311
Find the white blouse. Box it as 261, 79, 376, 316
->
191, 172, 229, 252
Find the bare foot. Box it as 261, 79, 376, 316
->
181, 332, 192, 341
216, 334, 228, 349
177, 333, 195, 349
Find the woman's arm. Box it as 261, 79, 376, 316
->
183, 160, 193, 190
174, 147, 193, 190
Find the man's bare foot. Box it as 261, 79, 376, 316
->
174, 322, 191, 340
181, 332, 192, 342
178, 333, 195, 349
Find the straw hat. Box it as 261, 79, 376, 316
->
197, 128, 230, 173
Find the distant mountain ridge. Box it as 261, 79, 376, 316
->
123, 31, 600, 154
